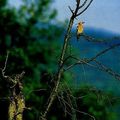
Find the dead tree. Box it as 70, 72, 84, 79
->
0, 52, 26, 120
40, 0, 95, 119
40, 0, 120, 120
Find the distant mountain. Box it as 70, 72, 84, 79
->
84, 27, 120, 38
71, 27, 120, 45
69, 27, 120, 95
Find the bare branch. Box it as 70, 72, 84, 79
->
58, 94, 95, 120
64, 58, 94, 71
79, 0, 88, 9
81, 33, 107, 43
76, 0, 80, 3
89, 43, 120, 62
1, 51, 9, 77
74, 109, 96, 120
41, 0, 94, 119
64, 56, 120, 81
94, 60, 120, 80
77, 0, 93, 16
25, 88, 46, 98
41, 1, 81, 118
81, 33, 120, 44
3, 51, 9, 72
76, 0, 80, 6
64, 43, 120, 71
68, 6, 74, 14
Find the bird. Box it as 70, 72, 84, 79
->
76, 21, 85, 40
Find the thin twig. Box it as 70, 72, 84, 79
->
64, 43, 120, 81
3, 51, 9, 71
94, 60, 120, 80
1, 51, 9, 76
79, 0, 88, 9
77, 0, 93, 16
64, 43, 120, 71
82, 33, 120, 44
89, 43, 120, 62
58, 94, 95, 120
68, 6, 74, 14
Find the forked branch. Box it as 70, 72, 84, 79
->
64, 43, 120, 80
40, 0, 94, 119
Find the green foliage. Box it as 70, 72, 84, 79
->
74, 86, 118, 120
0, 0, 62, 119
43, 85, 118, 120
0, 0, 7, 7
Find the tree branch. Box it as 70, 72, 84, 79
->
79, 0, 89, 9
40, 0, 94, 119
0, 51, 9, 77
81, 33, 120, 44
94, 60, 120, 80
68, 6, 74, 14
89, 43, 120, 62
64, 43, 120, 71
77, 0, 93, 16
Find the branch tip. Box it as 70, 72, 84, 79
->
68, 6, 74, 14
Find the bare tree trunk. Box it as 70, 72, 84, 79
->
41, 0, 95, 119
0, 63, 25, 120
7, 72, 25, 120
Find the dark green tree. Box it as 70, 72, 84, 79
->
0, 0, 63, 119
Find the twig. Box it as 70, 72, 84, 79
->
77, 0, 94, 16
65, 57, 120, 81
65, 43, 120, 71
82, 33, 120, 44
1, 51, 9, 77
64, 58, 95, 71
89, 43, 120, 62
3, 51, 9, 72
58, 94, 95, 120
79, 0, 88, 9
94, 60, 120, 80
81, 33, 106, 43
68, 6, 74, 14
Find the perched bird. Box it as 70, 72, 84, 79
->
77, 21, 85, 40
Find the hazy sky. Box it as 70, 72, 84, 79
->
9, 0, 120, 34
52, 0, 120, 34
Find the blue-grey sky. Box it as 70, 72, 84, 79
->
9, 0, 23, 7
9, 0, 120, 34
52, 0, 120, 34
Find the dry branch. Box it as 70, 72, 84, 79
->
0, 52, 26, 120
40, 0, 94, 119
64, 43, 120, 71
76, 0, 93, 16
63, 42, 120, 82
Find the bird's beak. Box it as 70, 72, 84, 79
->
82, 22, 85, 24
